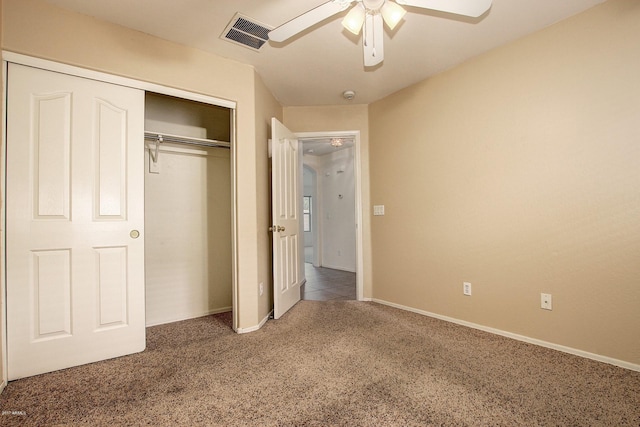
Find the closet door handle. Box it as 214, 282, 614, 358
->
130, 230, 140, 239
268, 225, 286, 233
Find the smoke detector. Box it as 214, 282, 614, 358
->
343, 90, 356, 101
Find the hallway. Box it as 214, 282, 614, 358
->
301, 263, 356, 301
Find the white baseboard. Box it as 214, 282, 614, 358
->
373, 298, 640, 372
236, 310, 273, 334
0, 380, 6, 395
320, 263, 356, 273
145, 306, 232, 327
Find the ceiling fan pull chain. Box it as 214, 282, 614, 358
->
363, 15, 369, 47
372, 14, 377, 56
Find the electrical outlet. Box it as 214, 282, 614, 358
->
541, 293, 552, 310
259, 282, 264, 296
463, 282, 472, 296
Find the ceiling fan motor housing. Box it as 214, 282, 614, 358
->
362, 0, 387, 12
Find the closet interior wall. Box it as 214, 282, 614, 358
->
144, 93, 232, 326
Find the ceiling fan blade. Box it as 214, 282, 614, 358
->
269, 1, 355, 43
363, 13, 384, 67
396, 0, 492, 18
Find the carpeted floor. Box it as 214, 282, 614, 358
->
1, 301, 638, 426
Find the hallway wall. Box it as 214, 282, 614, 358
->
303, 147, 357, 272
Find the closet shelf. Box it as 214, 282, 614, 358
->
144, 131, 230, 149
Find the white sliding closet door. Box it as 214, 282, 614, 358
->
6, 64, 146, 380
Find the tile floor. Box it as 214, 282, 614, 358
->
301, 263, 356, 301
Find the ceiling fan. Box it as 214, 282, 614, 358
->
269, 0, 492, 67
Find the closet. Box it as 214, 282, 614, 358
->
143, 93, 233, 326
4, 59, 236, 379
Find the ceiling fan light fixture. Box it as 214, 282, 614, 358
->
271, 0, 493, 68
342, 4, 366, 35
381, 1, 406, 30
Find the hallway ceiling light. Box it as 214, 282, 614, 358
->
330, 138, 344, 147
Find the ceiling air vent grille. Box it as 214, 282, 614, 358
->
221, 14, 272, 51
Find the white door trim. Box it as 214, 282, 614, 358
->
1, 52, 236, 109
1, 52, 239, 387
296, 130, 364, 301
1, 59, 8, 393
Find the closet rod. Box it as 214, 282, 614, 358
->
144, 131, 230, 149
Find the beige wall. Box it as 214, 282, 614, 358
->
283, 105, 372, 298
369, 0, 640, 366
254, 73, 283, 323
1, 0, 278, 333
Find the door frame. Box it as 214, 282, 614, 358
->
302, 164, 320, 267
1, 52, 239, 388
297, 131, 364, 301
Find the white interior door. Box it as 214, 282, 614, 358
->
271, 118, 302, 319
6, 63, 146, 380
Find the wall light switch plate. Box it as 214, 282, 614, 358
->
373, 205, 385, 216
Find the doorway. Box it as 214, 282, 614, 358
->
298, 132, 362, 301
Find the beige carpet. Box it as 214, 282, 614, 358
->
0, 301, 638, 426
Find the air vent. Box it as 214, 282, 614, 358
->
221, 13, 272, 51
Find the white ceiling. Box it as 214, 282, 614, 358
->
46, 0, 606, 106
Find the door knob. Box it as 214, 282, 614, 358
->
130, 230, 140, 239
278, 226, 286, 232
269, 225, 286, 233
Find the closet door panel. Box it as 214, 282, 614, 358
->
95, 246, 129, 329
32, 249, 72, 339
94, 99, 128, 220
33, 92, 72, 219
